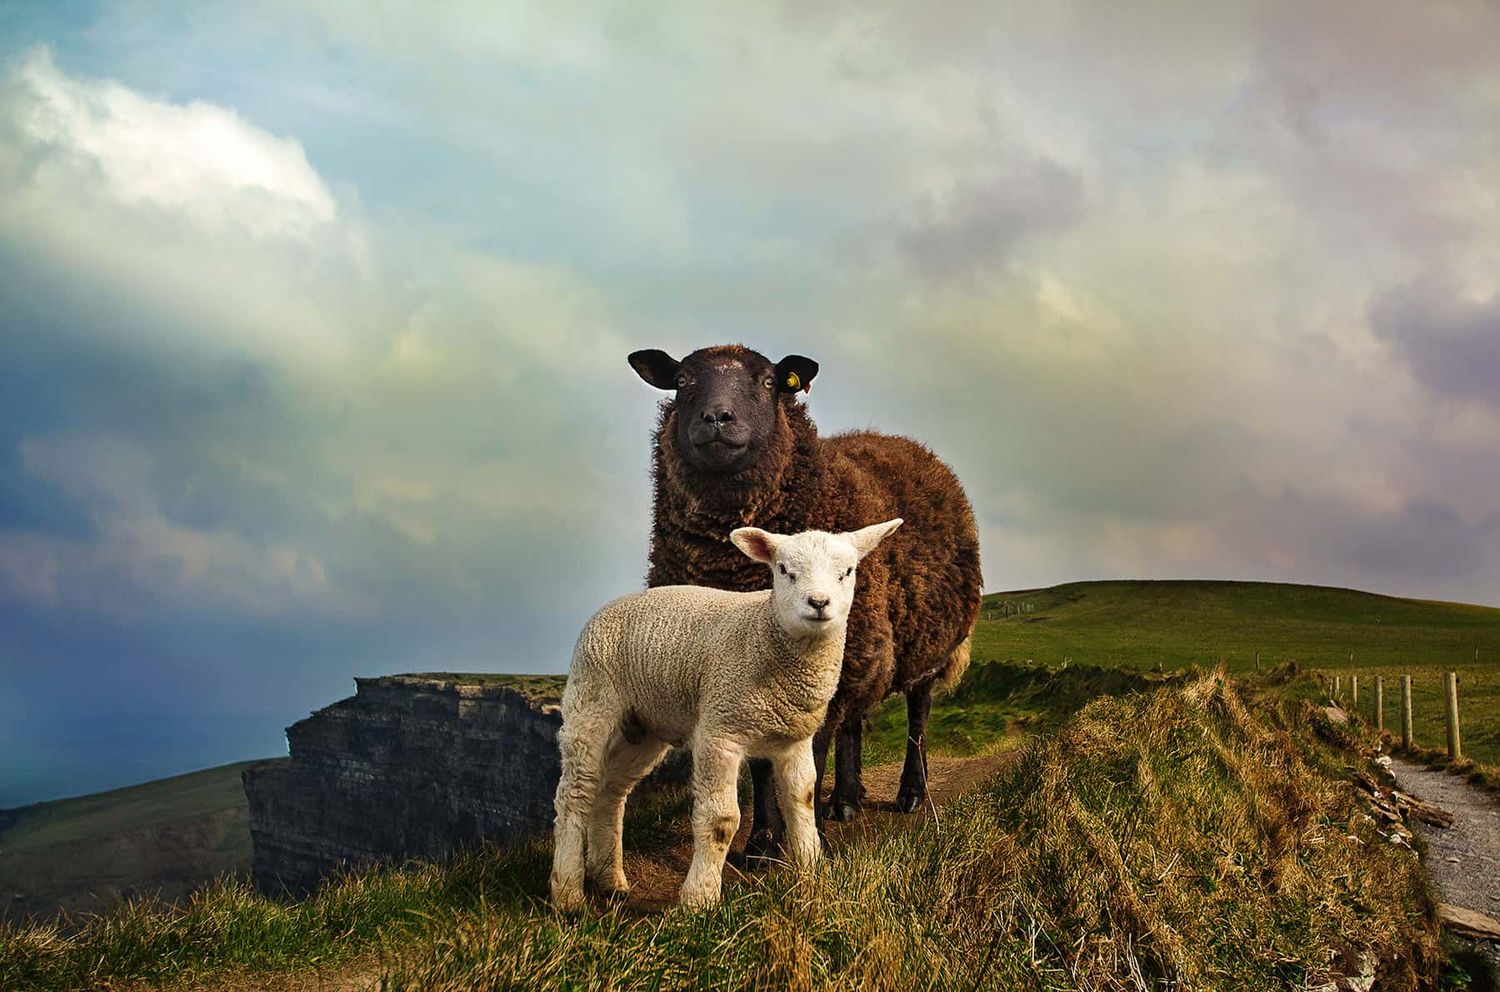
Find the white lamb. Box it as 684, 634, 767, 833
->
549, 518, 903, 911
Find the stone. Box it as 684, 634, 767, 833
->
1438, 903, 1500, 942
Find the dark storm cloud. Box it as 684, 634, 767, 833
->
1373, 286, 1500, 410
1354, 501, 1488, 581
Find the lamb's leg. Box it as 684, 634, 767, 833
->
550, 715, 608, 912
896, 682, 933, 814
827, 715, 864, 822
740, 757, 785, 869
586, 731, 668, 896
680, 739, 744, 909
771, 742, 820, 870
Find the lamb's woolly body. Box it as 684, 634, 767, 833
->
565, 586, 843, 755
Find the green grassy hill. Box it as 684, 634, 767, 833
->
0, 760, 276, 923
968, 579, 1500, 765
973, 579, 1500, 670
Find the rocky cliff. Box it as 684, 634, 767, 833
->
243, 673, 567, 895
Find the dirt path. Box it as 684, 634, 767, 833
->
620, 749, 1017, 912
1387, 756, 1500, 975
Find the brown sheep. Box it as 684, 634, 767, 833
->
627, 344, 982, 862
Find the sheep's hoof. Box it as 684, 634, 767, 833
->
827, 800, 860, 823
738, 829, 783, 870
895, 785, 925, 814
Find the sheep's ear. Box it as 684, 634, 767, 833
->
730, 526, 783, 564
628, 349, 681, 390
773, 354, 819, 394
846, 518, 902, 560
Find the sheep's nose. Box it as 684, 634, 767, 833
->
807, 595, 830, 611
701, 408, 735, 426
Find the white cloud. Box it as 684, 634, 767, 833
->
12, 47, 336, 240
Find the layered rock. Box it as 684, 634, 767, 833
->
243, 673, 566, 895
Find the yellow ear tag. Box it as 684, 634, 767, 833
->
785, 372, 801, 390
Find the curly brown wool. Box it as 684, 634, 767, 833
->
630, 343, 983, 859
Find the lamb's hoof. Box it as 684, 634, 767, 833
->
827, 800, 860, 823
740, 829, 783, 870
598, 876, 631, 900
895, 785, 925, 814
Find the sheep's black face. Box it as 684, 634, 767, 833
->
628, 345, 819, 475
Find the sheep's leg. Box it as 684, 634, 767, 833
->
771, 742, 820, 870
827, 716, 864, 822
739, 757, 785, 869
896, 683, 933, 814
550, 714, 609, 912
810, 722, 834, 823
586, 731, 668, 896
680, 739, 744, 909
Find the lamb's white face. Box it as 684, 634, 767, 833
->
729, 519, 903, 639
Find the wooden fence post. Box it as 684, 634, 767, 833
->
1255, 651, 1261, 672
1444, 671, 1462, 760
1334, 674, 1341, 699
1352, 675, 1359, 707
1375, 676, 1384, 732
1401, 675, 1413, 750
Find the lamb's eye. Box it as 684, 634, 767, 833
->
675, 372, 690, 389
778, 563, 786, 576
762, 376, 775, 391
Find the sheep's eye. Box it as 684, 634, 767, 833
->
778, 563, 786, 576
675, 373, 691, 389
762, 376, 775, 391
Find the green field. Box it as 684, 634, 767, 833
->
962, 579, 1500, 766
0, 761, 273, 923
972, 579, 1500, 671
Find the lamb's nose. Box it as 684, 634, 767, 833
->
807, 595, 830, 611
701, 408, 735, 426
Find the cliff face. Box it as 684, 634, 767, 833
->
243, 673, 567, 895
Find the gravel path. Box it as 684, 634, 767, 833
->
1387, 756, 1500, 975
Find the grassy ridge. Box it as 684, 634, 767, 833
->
975, 579, 1499, 671
0, 762, 267, 923
0, 671, 1442, 991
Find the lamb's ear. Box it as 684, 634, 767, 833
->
847, 518, 903, 560
628, 349, 681, 390
730, 526, 783, 564
773, 354, 819, 394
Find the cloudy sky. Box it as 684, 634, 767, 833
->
2, 1, 1498, 805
